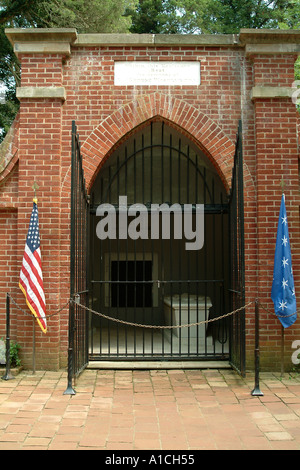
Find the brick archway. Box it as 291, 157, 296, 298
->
80, 93, 236, 192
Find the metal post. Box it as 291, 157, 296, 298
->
281, 325, 285, 377
2, 294, 14, 381
32, 318, 36, 375
64, 300, 76, 395
251, 299, 264, 397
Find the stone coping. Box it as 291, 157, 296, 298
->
16, 87, 66, 101
5, 28, 300, 51
75, 33, 239, 47
5, 28, 78, 46
251, 86, 296, 100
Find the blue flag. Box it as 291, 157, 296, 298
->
271, 194, 297, 328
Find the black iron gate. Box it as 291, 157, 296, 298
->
228, 120, 246, 376
89, 120, 231, 362
65, 121, 89, 395
63, 118, 245, 376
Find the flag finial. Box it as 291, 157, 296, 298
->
280, 179, 286, 194
32, 181, 39, 203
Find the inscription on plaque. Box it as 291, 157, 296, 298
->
114, 61, 201, 86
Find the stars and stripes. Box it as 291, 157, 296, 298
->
19, 200, 47, 334
271, 194, 297, 329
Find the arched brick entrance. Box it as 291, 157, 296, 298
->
80, 93, 236, 193
86, 114, 234, 363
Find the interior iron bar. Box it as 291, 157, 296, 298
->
90, 204, 229, 215
101, 143, 215, 206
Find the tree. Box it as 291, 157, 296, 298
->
0, 0, 137, 141
127, 0, 180, 33
278, 0, 300, 29
127, 0, 294, 34
1, 0, 299, 140
173, 0, 293, 34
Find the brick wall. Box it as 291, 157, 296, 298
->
248, 52, 300, 369
13, 50, 65, 369
0, 30, 299, 371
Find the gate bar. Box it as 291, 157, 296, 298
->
64, 121, 78, 396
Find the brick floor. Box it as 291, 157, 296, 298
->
0, 368, 299, 450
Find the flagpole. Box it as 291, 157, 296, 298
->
279, 179, 285, 377
281, 325, 284, 377
32, 317, 36, 375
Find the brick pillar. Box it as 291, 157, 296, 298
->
9, 29, 77, 370
251, 52, 300, 369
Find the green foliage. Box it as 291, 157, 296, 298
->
170, 0, 293, 34
127, 0, 180, 33
0, 337, 21, 368
0, 0, 137, 31
278, 0, 300, 29
28, 0, 137, 33
0, 0, 138, 141
128, 0, 296, 34
10, 339, 21, 368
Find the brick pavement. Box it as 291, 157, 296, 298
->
0, 368, 300, 450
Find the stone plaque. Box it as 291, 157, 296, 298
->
114, 61, 201, 86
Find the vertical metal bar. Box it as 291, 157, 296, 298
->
187, 146, 190, 356
169, 133, 172, 204
2, 294, 14, 381
203, 168, 208, 356
125, 146, 128, 357
281, 326, 285, 377
161, 122, 164, 203
150, 122, 153, 204
142, 136, 145, 356
160, 122, 164, 356
178, 139, 182, 356
108, 165, 111, 357
117, 155, 120, 357
85, 192, 90, 366
133, 139, 137, 357
220, 193, 226, 354
195, 154, 199, 356
32, 318, 36, 375
150, 124, 154, 357
64, 121, 77, 395
169, 134, 173, 356
251, 300, 264, 397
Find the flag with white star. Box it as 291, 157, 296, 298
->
19, 201, 47, 334
271, 194, 297, 328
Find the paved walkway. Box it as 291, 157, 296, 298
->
0, 368, 300, 450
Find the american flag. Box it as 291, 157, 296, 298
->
19, 200, 47, 334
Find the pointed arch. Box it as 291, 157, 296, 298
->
81, 93, 236, 192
